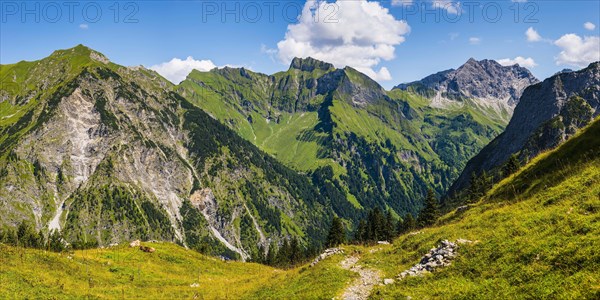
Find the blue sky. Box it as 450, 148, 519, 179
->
1, 0, 599, 89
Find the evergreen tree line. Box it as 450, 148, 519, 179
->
251, 236, 320, 269
0, 221, 66, 252
324, 189, 442, 247
459, 154, 522, 204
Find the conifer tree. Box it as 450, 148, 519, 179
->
404, 214, 416, 232
503, 154, 521, 177
418, 189, 440, 227
290, 237, 301, 265
276, 239, 291, 267
355, 219, 367, 243
326, 216, 345, 247
396, 218, 405, 235
266, 242, 276, 266
384, 210, 395, 242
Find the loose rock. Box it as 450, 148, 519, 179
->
309, 248, 344, 267
129, 240, 141, 247
397, 239, 472, 280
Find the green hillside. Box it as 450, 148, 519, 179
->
178, 60, 506, 221
0, 46, 339, 259
3, 119, 597, 299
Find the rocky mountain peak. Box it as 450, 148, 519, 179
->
395, 58, 539, 112
49, 44, 110, 64
449, 61, 600, 196
290, 57, 335, 73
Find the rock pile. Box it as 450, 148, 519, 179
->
398, 239, 471, 279
310, 248, 344, 267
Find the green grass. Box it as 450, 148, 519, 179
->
2, 121, 597, 299
0, 241, 354, 299
362, 120, 600, 299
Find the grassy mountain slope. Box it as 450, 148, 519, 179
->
0, 46, 335, 259
3, 120, 596, 299
0, 241, 354, 299
178, 60, 506, 221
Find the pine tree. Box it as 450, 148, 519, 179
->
276, 239, 291, 267
384, 210, 395, 242
326, 216, 345, 247
5, 228, 17, 246
468, 171, 482, 202
290, 237, 301, 265
266, 242, 276, 266
366, 208, 384, 241
404, 214, 416, 232
503, 154, 521, 178
396, 213, 416, 234
355, 219, 367, 243
17, 221, 39, 248
418, 189, 440, 227
49, 230, 65, 252
396, 218, 405, 235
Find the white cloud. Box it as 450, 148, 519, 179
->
150, 57, 217, 84
554, 34, 600, 68
511, 0, 527, 3
79, 24, 88, 30
432, 0, 461, 15
497, 56, 537, 68
469, 37, 481, 45
276, 0, 410, 81
391, 0, 413, 6
584, 22, 596, 31
449, 32, 459, 40
525, 27, 542, 42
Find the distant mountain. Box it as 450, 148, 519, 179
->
0, 46, 335, 260
177, 57, 528, 221
449, 61, 600, 197
395, 58, 539, 123
0, 46, 554, 260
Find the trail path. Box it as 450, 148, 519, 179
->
339, 254, 382, 300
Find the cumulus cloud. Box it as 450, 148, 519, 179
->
150, 57, 217, 83
497, 56, 537, 68
584, 22, 596, 31
79, 24, 88, 30
391, 0, 413, 6
554, 34, 600, 67
276, 0, 410, 81
469, 37, 481, 45
525, 27, 542, 42
432, 0, 461, 15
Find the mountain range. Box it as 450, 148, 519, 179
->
177, 55, 537, 220
1, 45, 598, 261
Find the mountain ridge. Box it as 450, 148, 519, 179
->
0, 45, 338, 260
394, 58, 539, 123
448, 61, 600, 198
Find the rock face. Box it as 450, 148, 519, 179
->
396, 58, 539, 121
0, 45, 332, 259
398, 239, 472, 279
290, 57, 334, 73
449, 62, 600, 196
